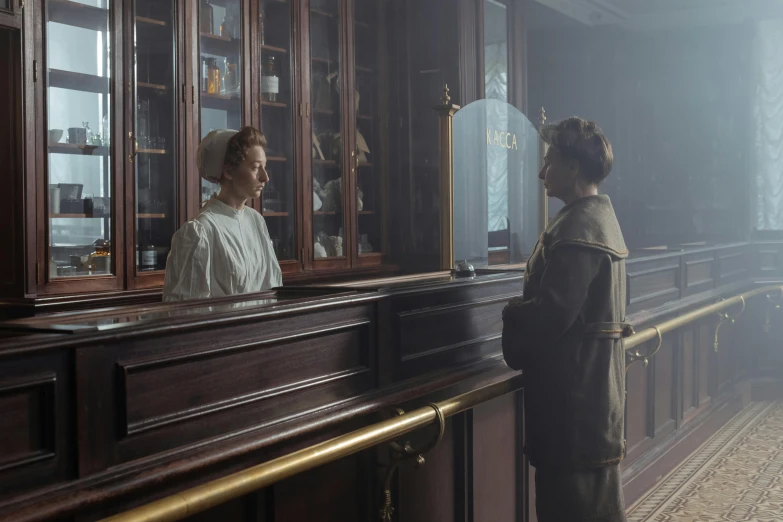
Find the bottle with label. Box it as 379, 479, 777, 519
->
261, 56, 279, 102
207, 58, 221, 94
201, 58, 209, 92
142, 244, 157, 271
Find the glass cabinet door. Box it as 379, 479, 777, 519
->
45, 0, 114, 279
199, 0, 244, 204
310, 0, 346, 262
133, 0, 178, 273
353, 0, 382, 262
259, 0, 296, 262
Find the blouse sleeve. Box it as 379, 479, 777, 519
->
162, 220, 212, 301
259, 216, 283, 288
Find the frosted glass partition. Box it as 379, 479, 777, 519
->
452, 99, 540, 267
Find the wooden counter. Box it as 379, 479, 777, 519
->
0, 242, 780, 521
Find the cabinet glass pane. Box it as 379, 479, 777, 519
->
46, 0, 113, 278
310, 0, 345, 259
134, 0, 178, 272
260, 0, 295, 261
1, 0, 9, 11
199, 0, 243, 204
354, 0, 381, 257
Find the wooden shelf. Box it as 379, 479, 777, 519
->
261, 44, 288, 54
359, 252, 383, 258
138, 149, 167, 155
136, 16, 167, 27
263, 211, 289, 217
138, 82, 167, 91
49, 69, 109, 94
200, 32, 240, 55
312, 57, 336, 67
262, 100, 288, 108
51, 213, 95, 219
356, 65, 374, 74
49, 0, 108, 32
313, 159, 338, 167
138, 213, 167, 219
201, 92, 241, 111
359, 210, 374, 215
48, 143, 108, 156
267, 156, 287, 162
311, 8, 336, 18
358, 162, 374, 168
314, 211, 338, 216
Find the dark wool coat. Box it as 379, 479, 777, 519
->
502, 194, 630, 470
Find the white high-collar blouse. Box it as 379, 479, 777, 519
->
162, 196, 282, 301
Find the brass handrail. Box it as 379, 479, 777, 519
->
100, 284, 783, 522
624, 285, 782, 350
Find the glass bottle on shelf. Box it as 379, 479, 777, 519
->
207, 58, 221, 94
261, 56, 278, 102
200, 0, 214, 34
224, 61, 239, 95
141, 243, 157, 271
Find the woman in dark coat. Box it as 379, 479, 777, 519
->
502, 117, 629, 522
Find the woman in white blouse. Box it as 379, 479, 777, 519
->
162, 127, 282, 301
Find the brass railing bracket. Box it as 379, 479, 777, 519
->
713, 296, 745, 353
626, 326, 662, 370
379, 403, 446, 522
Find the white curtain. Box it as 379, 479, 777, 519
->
755, 20, 783, 230
485, 42, 509, 232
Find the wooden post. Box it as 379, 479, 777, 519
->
538, 106, 549, 234
434, 85, 460, 271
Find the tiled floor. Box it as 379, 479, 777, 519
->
627, 402, 783, 522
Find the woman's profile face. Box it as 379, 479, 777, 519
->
225, 145, 269, 200
538, 145, 576, 202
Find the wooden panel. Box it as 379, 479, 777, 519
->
758, 248, 779, 274
717, 249, 748, 284
399, 297, 504, 364
75, 305, 377, 472
274, 455, 367, 522
472, 393, 518, 522
398, 418, 455, 522
627, 261, 680, 310
681, 329, 696, 416
683, 256, 714, 296
0, 375, 56, 472
121, 327, 370, 436
699, 324, 713, 404
654, 339, 675, 432
387, 277, 523, 381
0, 351, 73, 501
625, 356, 649, 451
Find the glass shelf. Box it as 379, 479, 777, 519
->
46, 0, 114, 279
134, 0, 178, 273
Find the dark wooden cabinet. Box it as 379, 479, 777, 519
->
3, 0, 394, 306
